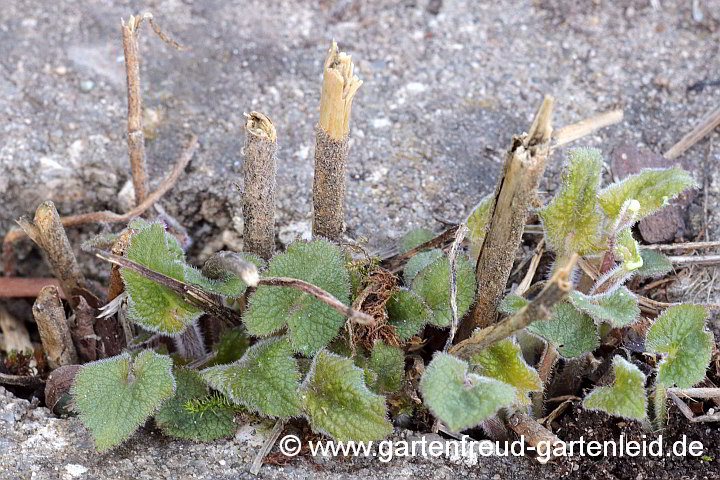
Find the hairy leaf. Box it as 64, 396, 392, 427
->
646, 305, 712, 388
598, 167, 696, 221
302, 350, 392, 442
201, 337, 303, 418
403, 249, 444, 285
569, 287, 640, 327
498, 293, 530, 315
386, 288, 433, 340
652, 383, 668, 431
528, 303, 599, 358
243, 239, 350, 355
469, 338, 542, 405
615, 228, 643, 271
155, 369, 235, 441
369, 341, 405, 393
122, 223, 200, 335
538, 148, 605, 256
583, 356, 647, 420
420, 352, 515, 432
411, 253, 475, 327
635, 249, 673, 279
71, 350, 175, 451
400, 228, 434, 253
465, 195, 493, 263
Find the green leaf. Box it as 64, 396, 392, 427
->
386, 288, 433, 340
400, 228, 434, 253
465, 195, 493, 263
598, 167, 696, 221
498, 293, 530, 315
583, 356, 647, 420
123, 223, 201, 335
635, 249, 673, 278
201, 337, 304, 418
615, 228, 643, 272
528, 303, 599, 358
569, 287, 640, 328
206, 326, 251, 367
302, 350, 392, 442
646, 305, 712, 388
154, 369, 235, 441
403, 249, 444, 285
369, 341, 405, 393
243, 239, 351, 355
419, 352, 515, 432
652, 382, 668, 431
71, 350, 175, 451
538, 148, 605, 256
469, 338, 542, 405
411, 253, 476, 327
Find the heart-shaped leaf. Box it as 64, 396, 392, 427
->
527, 303, 599, 358
569, 287, 639, 328
71, 350, 175, 451
419, 352, 515, 432
583, 356, 647, 420
386, 288, 433, 340
411, 253, 475, 327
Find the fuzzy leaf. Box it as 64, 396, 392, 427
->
71, 350, 175, 451
420, 352, 515, 432
635, 249, 673, 278
583, 356, 647, 420
369, 341, 405, 393
403, 249, 444, 285
646, 305, 712, 388
386, 288, 433, 340
243, 239, 350, 355
569, 287, 640, 327
400, 228, 434, 253
302, 350, 392, 442
528, 303, 599, 358
469, 338, 542, 405
154, 369, 235, 441
615, 228, 643, 271
465, 195, 493, 263
598, 167, 696, 221
411, 253, 475, 327
498, 293, 530, 315
201, 337, 303, 418
122, 223, 200, 335
652, 383, 668, 431
538, 148, 605, 256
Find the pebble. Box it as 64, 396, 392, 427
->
79, 80, 95, 92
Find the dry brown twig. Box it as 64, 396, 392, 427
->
32, 285, 78, 369
0, 277, 63, 298
0, 304, 33, 353
664, 105, 720, 160
242, 112, 278, 260
312, 40, 363, 242
457, 95, 554, 341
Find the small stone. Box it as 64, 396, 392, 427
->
54, 65, 67, 76
79, 80, 95, 93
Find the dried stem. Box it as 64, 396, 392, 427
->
312, 40, 362, 242
18, 201, 87, 308
250, 419, 286, 475
642, 240, 720, 251
242, 112, 278, 260
259, 277, 375, 325
507, 411, 565, 463
0, 277, 63, 298
32, 285, 78, 369
551, 109, 623, 148
121, 12, 186, 206
664, 106, 720, 160
3, 135, 198, 274
449, 254, 576, 359
122, 14, 149, 206
444, 224, 469, 351
0, 304, 33, 353
0, 372, 44, 388
456, 95, 554, 341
